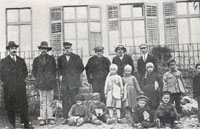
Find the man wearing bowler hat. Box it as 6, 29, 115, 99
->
137, 44, 158, 77
32, 41, 57, 125
112, 45, 134, 77
0, 41, 34, 129
85, 46, 111, 104
57, 42, 84, 123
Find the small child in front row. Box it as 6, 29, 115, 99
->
104, 64, 123, 122
122, 64, 143, 123
89, 92, 115, 125
132, 95, 156, 128
67, 94, 88, 126
155, 91, 178, 128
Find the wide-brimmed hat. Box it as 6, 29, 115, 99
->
38, 41, 52, 51
6, 41, 19, 50
94, 46, 104, 52
114, 45, 127, 52
195, 63, 200, 69
63, 42, 72, 48
136, 95, 149, 102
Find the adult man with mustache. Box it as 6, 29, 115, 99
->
0, 41, 34, 129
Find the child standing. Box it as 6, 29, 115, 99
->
89, 92, 114, 125
67, 94, 88, 126
193, 63, 200, 125
122, 64, 143, 123
163, 58, 185, 114
104, 64, 123, 121
155, 91, 178, 128
132, 95, 156, 128
140, 62, 163, 110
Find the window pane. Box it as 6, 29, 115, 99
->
122, 38, 133, 47
77, 7, 87, 19
90, 7, 100, 20
64, 7, 75, 20
77, 23, 88, 39
90, 22, 100, 32
120, 5, 131, 18
20, 9, 31, 22
90, 32, 101, 54
7, 10, 18, 22
178, 19, 189, 44
20, 25, 31, 51
109, 31, 120, 52
78, 39, 89, 55
7, 26, 19, 44
177, 2, 187, 15
134, 20, 145, 37
64, 23, 76, 39
189, 2, 200, 14
135, 37, 145, 46
121, 21, 132, 37
190, 18, 200, 43
133, 4, 143, 17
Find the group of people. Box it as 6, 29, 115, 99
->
0, 40, 197, 129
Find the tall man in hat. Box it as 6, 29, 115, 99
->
32, 41, 57, 126
57, 42, 84, 123
85, 46, 111, 104
112, 45, 134, 77
137, 44, 158, 77
0, 41, 34, 129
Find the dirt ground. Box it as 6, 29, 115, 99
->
4, 115, 198, 129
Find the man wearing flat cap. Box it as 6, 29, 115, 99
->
112, 45, 134, 77
85, 46, 111, 104
32, 41, 57, 125
57, 42, 84, 122
137, 44, 158, 77
0, 41, 34, 128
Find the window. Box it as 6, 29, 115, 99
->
164, 1, 200, 44
50, 6, 102, 56
6, 8, 32, 52
107, 3, 159, 53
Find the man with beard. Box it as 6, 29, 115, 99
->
112, 45, 134, 77
32, 41, 57, 126
0, 41, 34, 129
57, 42, 84, 123
85, 46, 111, 104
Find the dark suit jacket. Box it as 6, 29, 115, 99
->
32, 54, 57, 90
0, 55, 28, 94
85, 55, 110, 83
112, 54, 134, 77
58, 53, 84, 91
137, 54, 158, 76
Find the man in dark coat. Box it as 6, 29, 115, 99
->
0, 41, 34, 129
112, 45, 134, 77
57, 42, 84, 122
137, 44, 158, 77
85, 46, 111, 104
32, 41, 57, 125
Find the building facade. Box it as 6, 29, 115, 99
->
0, 0, 200, 65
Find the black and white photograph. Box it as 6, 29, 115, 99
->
0, 0, 200, 128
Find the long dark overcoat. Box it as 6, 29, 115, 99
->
32, 54, 57, 90
112, 54, 134, 77
57, 53, 84, 91
137, 54, 158, 76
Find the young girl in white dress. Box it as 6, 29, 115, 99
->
104, 64, 123, 121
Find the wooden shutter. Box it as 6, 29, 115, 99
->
163, 2, 178, 45
50, 7, 63, 55
107, 5, 120, 53
145, 3, 159, 45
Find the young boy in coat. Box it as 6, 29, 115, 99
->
67, 94, 88, 126
132, 95, 156, 128
193, 63, 200, 124
155, 91, 178, 128
89, 93, 114, 125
